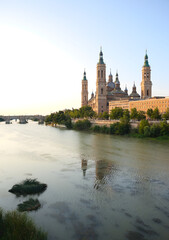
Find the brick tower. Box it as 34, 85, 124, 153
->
141, 51, 152, 99
81, 70, 88, 107
96, 48, 107, 114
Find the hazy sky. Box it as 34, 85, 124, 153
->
0, 0, 169, 115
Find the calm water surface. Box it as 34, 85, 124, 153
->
0, 121, 169, 240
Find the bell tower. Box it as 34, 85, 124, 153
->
96, 48, 107, 114
81, 70, 88, 107
141, 51, 152, 99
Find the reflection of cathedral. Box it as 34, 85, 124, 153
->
81, 158, 113, 189
95, 160, 112, 181
94, 160, 113, 189
81, 49, 169, 114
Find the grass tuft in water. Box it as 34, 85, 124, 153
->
0, 208, 47, 240
9, 178, 47, 196
17, 198, 41, 212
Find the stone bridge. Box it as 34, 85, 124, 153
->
0, 115, 45, 123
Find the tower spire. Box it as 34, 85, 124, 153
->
144, 50, 150, 67
83, 69, 87, 80
98, 47, 104, 64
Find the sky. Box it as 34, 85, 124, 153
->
0, 0, 169, 115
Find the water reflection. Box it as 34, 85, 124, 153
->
1, 124, 169, 240
94, 160, 113, 189
81, 159, 87, 177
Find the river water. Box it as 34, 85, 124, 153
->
0, 121, 169, 240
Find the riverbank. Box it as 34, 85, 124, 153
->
0, 209, 47, 240
47, 118, 169, 141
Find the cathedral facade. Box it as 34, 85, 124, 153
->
81, 49, 169, 114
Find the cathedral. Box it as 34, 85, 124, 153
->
81, 48, 152, 114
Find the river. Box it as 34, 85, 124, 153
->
0, 121, 169, 240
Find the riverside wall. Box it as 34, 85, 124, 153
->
72, 119, 169, 129
72, 119, 138, 128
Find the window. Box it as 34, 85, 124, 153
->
147, 89, 149, 96
98, 70, 100, 78
101, 88, 103, 94
101, 70, 103, 78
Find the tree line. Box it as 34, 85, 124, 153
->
45, 106, 169, 138
45, 105, 169, 122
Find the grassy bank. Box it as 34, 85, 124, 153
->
0, 209, 47, 240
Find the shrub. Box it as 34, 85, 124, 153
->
92, 125, 101, 132
9, 179, 47, 196
139, 119, 150, 135
100, 125, 110, 134
144, 126, 151, 137
150, 124, 161, 137
160, 121, 169, 136
109, 122, 130, 135
0, 208, 47, 240
110, 123, 119, 134
73, 119, 91, 130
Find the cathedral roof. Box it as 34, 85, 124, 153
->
107, 81, 115, 89
110, 89, 126, 95
129, 92, 140, 97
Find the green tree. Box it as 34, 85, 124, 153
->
79, 106, 96, 118
147, 108, 153, 119
162, 108, 169, 120
123, 109, 130, 121
98, 113, 103, 119
102, 111, 109, 120
130, 108, 138, 120
151, 108, 161, 120
110, 107, 124, 119
45, 111, 72, 129
137, 111, 146, 121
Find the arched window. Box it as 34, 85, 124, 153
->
98, 70, 100, 78
84, 96, 86, 101
147, 89, 149, 96
101, 88, 103, 94
101, 70, 103, 78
